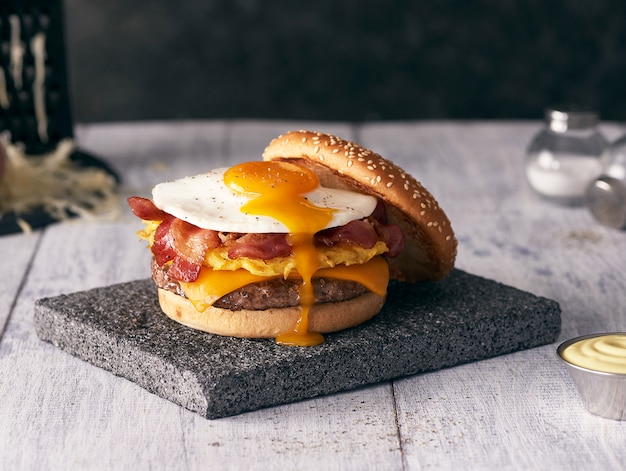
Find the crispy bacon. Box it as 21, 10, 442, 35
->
127, 194, 406, 284
316, 220, 379, 249
151, 215, 177, 266
169, 218, 220, 264
227, 233, 292, 260
167, 256, 201, 283
149, 216, 220, 282
127, 196, 168, 221
371, 199, 387, 224
377, 223, 405, 258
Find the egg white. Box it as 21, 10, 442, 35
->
151, 167, 378, 233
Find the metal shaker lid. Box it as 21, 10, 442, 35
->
585, 176, 626, 229
546, 107, 599, 132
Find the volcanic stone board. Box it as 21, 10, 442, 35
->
34, 269, 561, 419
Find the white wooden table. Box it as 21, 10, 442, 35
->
2, 120, 625, 470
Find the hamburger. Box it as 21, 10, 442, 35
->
127, 130, 457, 346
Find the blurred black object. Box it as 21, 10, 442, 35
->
0, 0, 118, 235
64, 0, 626, 123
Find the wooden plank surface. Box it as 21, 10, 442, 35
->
1, 120, 625, 470
362, 122, 626, 470
0, 232, 41, 334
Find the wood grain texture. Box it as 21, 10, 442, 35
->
2, 121, 625, 470
0, 232, 41, 335
361, 121, 626, 470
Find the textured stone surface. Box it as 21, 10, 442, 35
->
34, 269, 561, 419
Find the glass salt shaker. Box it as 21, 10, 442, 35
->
585, 133, 626, 229
525, 107, 608, 205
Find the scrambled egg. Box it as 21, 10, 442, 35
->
139, 220, 388, 277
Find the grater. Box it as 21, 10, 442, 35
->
0, 0, 73, 154
0, 0, 118, 235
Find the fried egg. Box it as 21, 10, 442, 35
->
152, 164, 378, 233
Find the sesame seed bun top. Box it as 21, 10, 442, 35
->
262, 130, 457, 283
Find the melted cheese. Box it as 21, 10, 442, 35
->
9, 15, 24, 90
0, 136, 120, 229
30, 32, 48, 143
0, 69, 9, 109
179, 256, 389, 313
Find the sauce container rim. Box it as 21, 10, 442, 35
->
557, 332, 626, 377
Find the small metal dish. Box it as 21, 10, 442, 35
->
557, 333, 626, 421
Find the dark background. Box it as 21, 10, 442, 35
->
62, 0, 626, 123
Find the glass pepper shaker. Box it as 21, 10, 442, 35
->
585, 133, 626, 229
525, 107, 608, 205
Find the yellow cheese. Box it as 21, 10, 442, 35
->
314, 256, 389, 296
180, 256, 389, 312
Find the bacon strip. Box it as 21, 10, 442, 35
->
377, 223, 404, 258
127, 195, 405, 284
149, 216, 221, 282
169, 218, 221, 264
127, 196, 168, 221
167, 256, 201, 283
151, 216, 177, 266
316, 220, 379, 249
227, 233, 292, 260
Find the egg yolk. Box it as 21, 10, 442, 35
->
224, 161, 336, 346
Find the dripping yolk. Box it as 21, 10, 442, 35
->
224, 161, 335, 346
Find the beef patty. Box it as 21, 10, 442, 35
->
151, 258, 370, 311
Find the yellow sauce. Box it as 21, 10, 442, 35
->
224, 161, 336, 346
561, 334, 626, 374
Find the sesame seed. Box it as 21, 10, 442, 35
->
313, 145, 320, 153
332, 148, 340, 154
347, 160, 353, 167
386, 181, 393, 188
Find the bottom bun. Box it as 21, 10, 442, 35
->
158, 288, 385, 338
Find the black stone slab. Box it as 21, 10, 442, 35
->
34, 269, 561, 419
